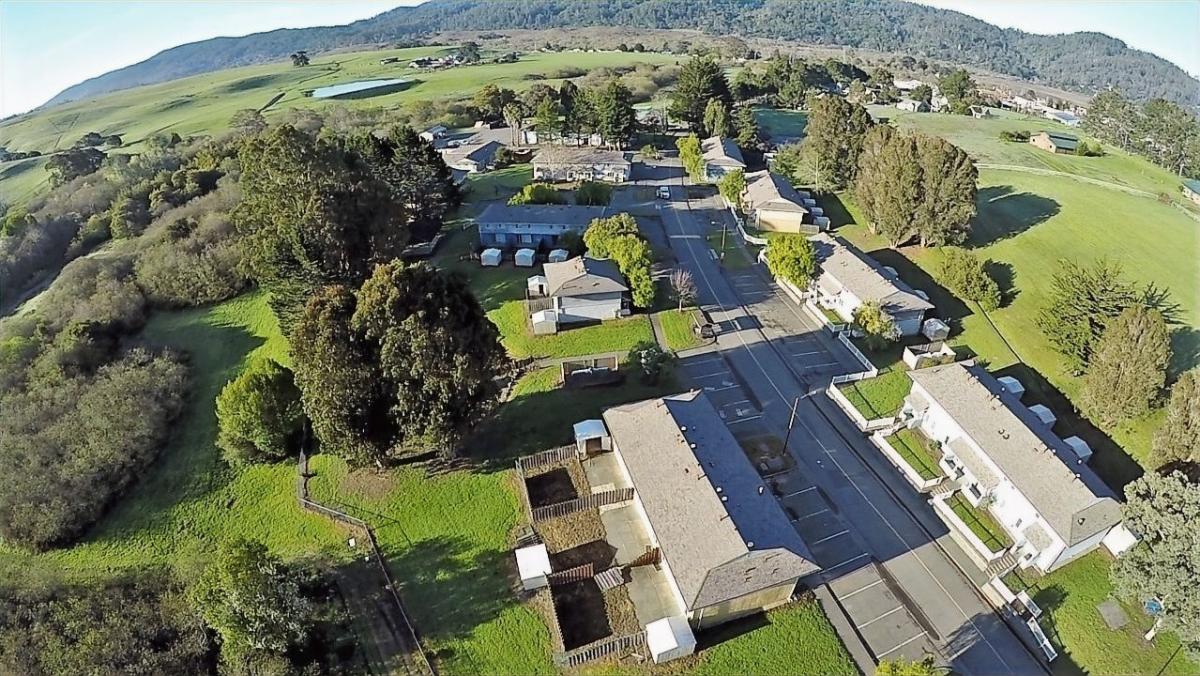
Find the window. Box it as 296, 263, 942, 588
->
520, 234, 532, 243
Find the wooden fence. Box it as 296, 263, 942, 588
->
548, 563, 595, 586
296, 453, 436, 676
516, 445, 578, 473
629, 547, 662, 568
554, 631, 648, 667
532, 488, 635, 522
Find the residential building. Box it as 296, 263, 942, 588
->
1030, 131, 1079, 154
896, 99, 930, 113
1182, 179, 1200, 205
968, 105, 991, 118
1043, 109, 1081, 127
531, 256, 629, 332
598, 392, 820, 629
532, 146, 631, 183
893, 78, 925, 92
900, 363, 1126, 574
701, 136, 745, 182
741, 171, 824, 234
475, 203, 608, 249
419, 124, 447, 142
810, 233, 933, 336
440, 140, 501, 173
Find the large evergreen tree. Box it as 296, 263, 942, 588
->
854, 126, 920, 246
593, 80, 636, 149
703, 98, 732, 138
669, 55, 731, 132
1113, 472, 1200, 659
1153, 369, 1200, 468
913, 135, 977, 246
215, 358, 304, 465
802, 95, 873, 190
1079, 305, 1170, 426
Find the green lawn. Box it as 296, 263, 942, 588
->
489, 301, 654, 359
752, 107, 808, 143
0, 154, 50, 204
583, 598, 856, 675
884, 428, 945, 481
817, 304, 844, 326
707, 231, 753, 269
464, 164, 533, 206
657, 307, 704, 352
836, 370, 911, 419
944, 493, 1013, 553
1005, 552, 1197, 676
0, 291, 346, 579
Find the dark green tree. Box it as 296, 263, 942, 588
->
911, 84, 933, 105
913, 135, 977, 246
472, 84, 516, 121
1112, 472, 1200, 657
733, 105, 760, 148
607, 234, 656, 308
802, 95, 873, 190
937, 248, 1001, 310
854, 126, 920, 246
583, 213, 640, 258
593, 80, 636, 149
1080, 305, 1170, 427
1152, 369, 1200, 468
229, 108, 267, 135
675, 134, 704, 181
45, 147, 104, 186
703, 98, 732, 138
764, 235, 818, 289
669, 55, 731, 132
575, 181, 613, 206
854, 301, 899, 351
628, 341, 672, 385
508, 182, 565, 205
289, 50, 310, 66
938, 68, 978, 114
215, 358, 305, 465
717, 168, 746, 209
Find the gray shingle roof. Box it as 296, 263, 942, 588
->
602, 392, 819, 611
441, 140, 501, 165
702, 136, 746, 168
907, 363, 1122, 546
543, 256, 627, 296
476, 203, 609, 227
811, 234, 934, 315
743, 171, 808, 214
532, 146, 630, 167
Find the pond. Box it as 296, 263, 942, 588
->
311, 78, 412, 99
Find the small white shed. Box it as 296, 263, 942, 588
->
480, 248, 502, 267
1028, 404, 1056, 427
515, 248, 537, 267
527, 275, 548, 297
1102, 523, 1139, 557
921, 318, 950, 341
997, 375, 1025, 399
645, 616, 696, 664
515, 544, 552, 591
531, 309, 559, 335
548, 248, 571, 263
1063, 436, 1093, 463
574, 419, 611, 455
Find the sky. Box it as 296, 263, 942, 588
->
2, 0, 1197, 118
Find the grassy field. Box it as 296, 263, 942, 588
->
1005, 552, 1197, 676
0, 47, 672, 204
657, 307, 704, 351
490, 301, 655, 359
944, 493, 1012, 553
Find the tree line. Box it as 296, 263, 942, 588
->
1085, 89, 1200, 179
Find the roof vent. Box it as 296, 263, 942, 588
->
721, 495, 728, 502
716, 486, 723, 494
747, 541, 755, 549
758, 486, 765, 495
690, 443, 698, 449
680, 426, 687, 432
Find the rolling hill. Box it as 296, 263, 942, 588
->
39, 0, 1200, 111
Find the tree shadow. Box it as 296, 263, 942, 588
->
817, 192, 858, 229
969, 186, 1060, 246
1168, 326, 1200, 376
992, 364, 1143, 492
866, 247, 973, 328
984, 260, 1019, 307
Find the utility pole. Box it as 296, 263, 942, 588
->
781, 396, 801, 451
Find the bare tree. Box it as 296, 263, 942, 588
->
670, 268, 697, 311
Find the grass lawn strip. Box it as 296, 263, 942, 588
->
489, 301, 654, 359
945, 492, 1012, 553
657, 307, 703, 351
836, 370, 910, 419
1004, 553, 1197, 676
885, 428, 945, 481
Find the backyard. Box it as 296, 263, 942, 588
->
883, 428, 945, 482
835, 370, 911, 420
944, 493, 1013, 554
656, 307, 704, 352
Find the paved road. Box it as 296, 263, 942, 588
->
638, 165, 1046, 675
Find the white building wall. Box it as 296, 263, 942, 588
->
1048, 527, 1109, 572
555, 292, 624, 323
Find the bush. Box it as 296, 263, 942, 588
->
764, 235, 818, 289
575, 180, 613, 206
998, 129, 1030, 142
1075, 139, 1105, 157
628, 341, 672, 384
508, 182, 565, 205
853, 301, 899, 351
216, 358, 305, 465
938, 247, 1001, 310
640, 143, 661, 160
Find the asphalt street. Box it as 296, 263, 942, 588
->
637, 163, 1046, 675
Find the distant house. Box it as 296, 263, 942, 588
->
810, 233, 933, 336
1043, 109, 1081, 127
1029, 131, 1078, 154
1182, 178, 1200, 205
475, 203, 608, 249
893, 78, 925, 92
900, 363, 1133, 574
532, 146, 631, 183
701, 136, 745, 182
741, 171, 825, 234
896, 99, 929, 113
419, 125, 448, 142
531, 256, 629, 332
597, 392, 820, 629
968, 105, 991, 119
440, 140, 501, 173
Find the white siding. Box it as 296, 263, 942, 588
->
555, 292, 624, 323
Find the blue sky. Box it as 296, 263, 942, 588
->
2, 0, 1197, 118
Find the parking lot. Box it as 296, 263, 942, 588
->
676, 352, 938, 664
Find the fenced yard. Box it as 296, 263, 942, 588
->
943, 493, 1013, 554
882, 428, 945, 482
835, 370, 911, 420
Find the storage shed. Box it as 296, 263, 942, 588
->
515, 248, 536, 267
573, 419, 610, 455
515, 544, 552, 591
645, 615, 697, 664
480, 248, 502, 267
921, 318, 950, 342
527, 275, 548, 297
548, 248, 571, 263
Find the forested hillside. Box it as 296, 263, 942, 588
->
41, 0, 1199, 110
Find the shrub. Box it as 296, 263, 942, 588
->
765, 235, 818, 289
1075, 139, 1105, 157
575, 180, 613, 206
216, 358, 305, 465
998, 129, 1030, 142
938, 247, 1001, 310
854, 301, 900, 351
640, 144, 661, 160
508, 182, 565, 205
628, 341, 672, 384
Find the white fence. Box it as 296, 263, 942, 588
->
836, 332, 878, 378
870, 431, 944, 492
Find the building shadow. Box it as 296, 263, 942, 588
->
970, 186, 1060, 246
816, 192, 858, 229
866, 247, 973, 328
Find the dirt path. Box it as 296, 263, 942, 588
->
334, 555, 429, 676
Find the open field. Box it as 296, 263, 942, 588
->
1005, 552, 1197, 676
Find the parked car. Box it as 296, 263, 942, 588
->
657, 186, 671, 199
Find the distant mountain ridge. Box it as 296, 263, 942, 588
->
42, 0, 1200, 110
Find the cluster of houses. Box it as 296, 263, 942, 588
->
515, 391, 821, 663
1001, 95, 1085, 127
408, 53, 473, 69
